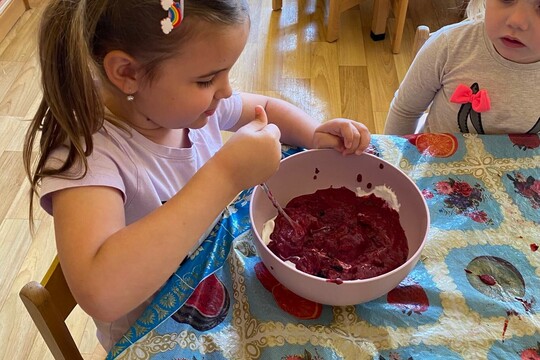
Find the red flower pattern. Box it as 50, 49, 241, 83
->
428, 178, 492, 224
507, 172, 540, 209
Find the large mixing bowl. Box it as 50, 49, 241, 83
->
249, 149, 429, 306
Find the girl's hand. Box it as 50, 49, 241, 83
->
312, 118, 371, 155
216, 106, 282, 190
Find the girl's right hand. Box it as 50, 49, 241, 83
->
216, 105, 282, 190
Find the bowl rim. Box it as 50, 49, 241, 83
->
249, 148, 430, 284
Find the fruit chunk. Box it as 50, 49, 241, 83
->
414, 133, 458, 158
521, 342, 540, 360
271, 283, 323, 320
387, 280, 429, 315
254, 261, 280, 292
255, 262, 322, 320
172, 274, 230, 331
509, 134, 540, 151
465, 256, 525, 302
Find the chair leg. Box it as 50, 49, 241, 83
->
326, 0, 340, 42
370, 0, 391, 41
412, 25, 430, 58
391, 0, 409, 54
326, 0, 362, 42
20, 281, 83, 360
272, 0, 283, 10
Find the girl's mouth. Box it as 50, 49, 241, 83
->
204, 109, 216, 116
501, 36, 525, 48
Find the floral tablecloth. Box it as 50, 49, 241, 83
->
107, 133, 540, 360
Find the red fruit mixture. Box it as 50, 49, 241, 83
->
268, 187, 408, 281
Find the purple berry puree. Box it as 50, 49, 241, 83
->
267, 187, 408, 281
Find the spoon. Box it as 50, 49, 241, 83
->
260, 183, 304, 235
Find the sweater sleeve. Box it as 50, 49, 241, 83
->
383, 31, 449, 135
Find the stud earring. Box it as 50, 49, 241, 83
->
127, 94, 135, 102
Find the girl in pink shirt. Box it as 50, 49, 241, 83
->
23, 0, 371, 351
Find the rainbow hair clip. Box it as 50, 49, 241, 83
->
161, 0, 184, 34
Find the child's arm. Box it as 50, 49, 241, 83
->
53, 107, 282, 322
232, 93, 370, 155
384, 32, 447, 135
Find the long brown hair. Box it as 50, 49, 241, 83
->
23, 0, 249, 226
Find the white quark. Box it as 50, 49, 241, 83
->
261, 216, 276, 245
356, 185, 401, 212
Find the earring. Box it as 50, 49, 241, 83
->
127, 94, 135, 102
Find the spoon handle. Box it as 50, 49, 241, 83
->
260, 183, 303, 234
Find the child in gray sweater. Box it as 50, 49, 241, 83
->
384, 0, 540, 135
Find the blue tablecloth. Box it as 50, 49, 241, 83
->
108, 133, 540, 360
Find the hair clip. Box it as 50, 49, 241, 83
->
161, 0, 184, 34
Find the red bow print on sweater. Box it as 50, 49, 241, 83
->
450, 84, 491, 113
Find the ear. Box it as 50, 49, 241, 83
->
103, 50, 141, 95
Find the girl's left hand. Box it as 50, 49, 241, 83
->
312, 118, 371, 155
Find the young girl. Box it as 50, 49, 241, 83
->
22, 0, 370, 351
383, 0, 540, 135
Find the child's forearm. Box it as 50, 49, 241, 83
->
263, 97, 319, 148
62, 110, 281, 323
384, 109, 420, 135
63, 161, 242, 323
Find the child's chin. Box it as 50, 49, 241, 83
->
190, 116, 209, 129
494, 42, 534, 64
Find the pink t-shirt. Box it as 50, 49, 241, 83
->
40, 93, 242, 351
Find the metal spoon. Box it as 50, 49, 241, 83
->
260, 183, 304, 235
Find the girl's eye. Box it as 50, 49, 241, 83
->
197, 79, 214, 88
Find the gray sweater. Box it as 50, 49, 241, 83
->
384, 20, 540, 135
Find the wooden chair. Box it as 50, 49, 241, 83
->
412, 24, 430, 58
371, 0, 409, 54
19, 256, 84, 360
272, 0, 364, 42
411, 25, 431, 133
371, 0, 467, 54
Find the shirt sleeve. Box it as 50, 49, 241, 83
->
383, 30, 449, 135
40, 142, 128, 215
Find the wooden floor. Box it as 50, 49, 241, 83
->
0, 0, 463, 358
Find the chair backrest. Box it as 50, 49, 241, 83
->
19, 256, 84, 360
412, 25, 431, 58
410, 25, 432, 133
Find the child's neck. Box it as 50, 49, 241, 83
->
103, 94, 190, 148
138, 127, 191, 148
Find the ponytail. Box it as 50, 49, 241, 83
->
23, 0, 105, 227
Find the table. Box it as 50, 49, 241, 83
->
107, 133, 540, 360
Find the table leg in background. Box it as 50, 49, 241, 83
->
371, 0, 390, 41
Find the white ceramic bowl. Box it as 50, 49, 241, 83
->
249, 149, 429, 306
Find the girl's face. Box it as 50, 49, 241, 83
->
132, 21, 250, 131
485, 0, 540, 63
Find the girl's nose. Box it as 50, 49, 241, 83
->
214, 77, 233, 100
506, 2, 531, 31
